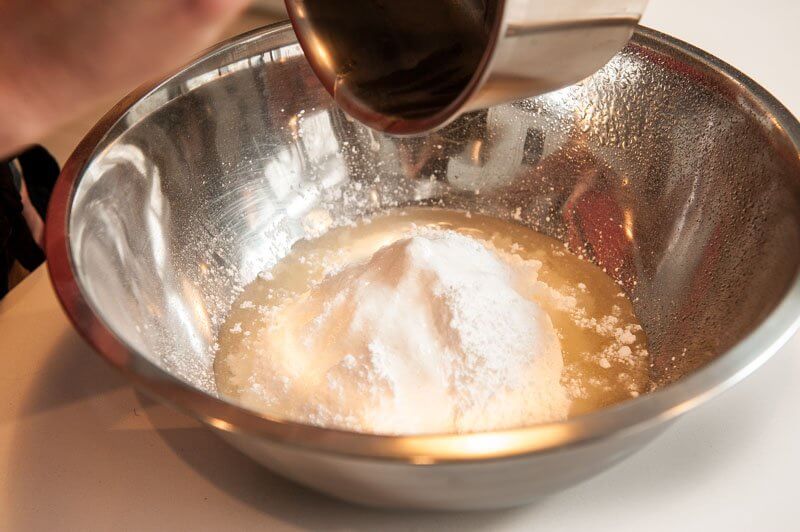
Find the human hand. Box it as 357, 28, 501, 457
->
0, 0, 251, 157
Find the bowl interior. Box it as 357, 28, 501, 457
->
65, 26, 800, 413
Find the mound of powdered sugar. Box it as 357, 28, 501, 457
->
230, 229, 570, 434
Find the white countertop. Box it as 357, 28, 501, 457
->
2, 1, 799, 530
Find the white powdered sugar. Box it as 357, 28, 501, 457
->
232, 229, 571, 434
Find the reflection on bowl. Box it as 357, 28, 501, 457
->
47, 23, 800, 509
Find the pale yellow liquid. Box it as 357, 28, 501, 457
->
215, 208, 650, 419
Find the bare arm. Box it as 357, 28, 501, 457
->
0, 0, 251, 157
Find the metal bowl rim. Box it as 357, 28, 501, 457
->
45, 21, 800, 464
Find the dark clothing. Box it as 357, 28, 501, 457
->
0, 146, 58, 298
17, 145, 59, 218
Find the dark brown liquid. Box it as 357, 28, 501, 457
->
294, 0, 495, 120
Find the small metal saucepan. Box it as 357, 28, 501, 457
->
285, 0, 648, 134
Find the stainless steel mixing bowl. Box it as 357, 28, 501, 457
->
46, 22, 800, 509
